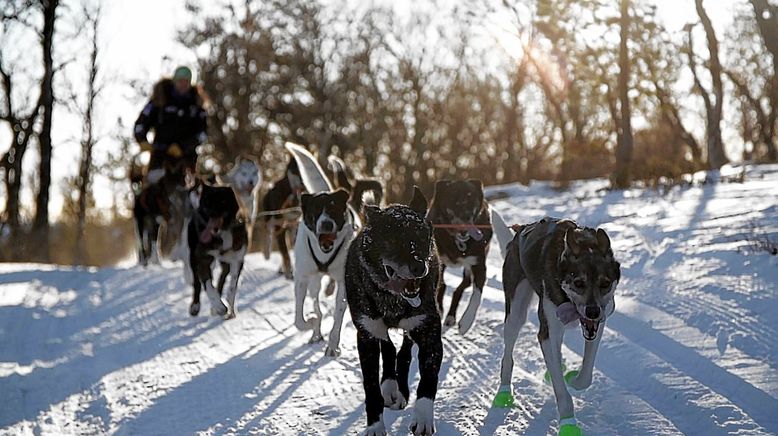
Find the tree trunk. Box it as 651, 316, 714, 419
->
75, 5, 100, 265
32, 0, 59, 260
612, 0, 634, 188
0, 61, 42, 256
695, 0, 729, 169
749, 0, 778, 161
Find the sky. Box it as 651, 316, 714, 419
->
0, 0, 739, 221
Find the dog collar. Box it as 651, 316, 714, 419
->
307, 236, 346, 273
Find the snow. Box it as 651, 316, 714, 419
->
2, 164, 777, 435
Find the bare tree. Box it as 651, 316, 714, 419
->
747, 0, 778, 160
688, 0, 729, 169
71, 2, 102, 265
31, 0, 60, 260
0, 2, 43, 254
612, 0, 634, 188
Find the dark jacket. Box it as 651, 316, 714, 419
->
133, 79, 207, 151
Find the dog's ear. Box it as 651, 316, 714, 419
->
433, 179, 452, 196
300, 193, 312, 210
564, 228, 582, 257
363, 204, 381, 223
190, 183, 203, 209
408, 185, 428, 216
596, 228, 611, 254
467, 179, 483, 191
333, 188, 350, 205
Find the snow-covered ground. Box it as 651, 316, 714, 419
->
1, 165, 777, 435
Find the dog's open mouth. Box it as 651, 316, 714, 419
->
580, 317, 600, 341
318, 232, 337, 252
199, 217, 223, 244
383, 264, 422, 307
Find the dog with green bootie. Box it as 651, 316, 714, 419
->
490, 213, 621, 436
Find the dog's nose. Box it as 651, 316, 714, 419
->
409, 261, 428, 278
585, 305, 601, 320
319, 220, 334, 233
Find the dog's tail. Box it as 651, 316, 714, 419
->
352, 179, 384, 211
284, 142, 334, 193
327, 155, 354, 192
491, 208, 515, 259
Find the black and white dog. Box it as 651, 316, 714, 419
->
261, 157, 304, 279
327, 155, 384, 212
218, 155, 262, 245
286, 142, 358, 357
428, 179, 493, 334
492, 212, 620, 434
187, 183, 248, 319
133, 160, 188, 266
345, 187, 442, 436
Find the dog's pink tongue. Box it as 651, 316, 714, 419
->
386, 277, 408, 293
467, 224, 483, 241
199, 218, 222, 244
556, 302, 579, 325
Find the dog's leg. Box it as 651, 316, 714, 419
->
294, 275, 316, 331
495, 279, 534, 407
408, 320, 442, 436
357, 329, 386, 434
458, 262, 485, 335
324, 276, 347, 356
216, 262, 230, 296
277, 230, 293, 279
189, 271, 202, 316
309, 277, 324, 343
539, 299, 576, 429
195, 255, 226, 317
395, 334, 414, 409
263, 223, 273, 260
567, 321, 605, 391
446, 269, 472, 327
149, 222, 161, 265
435, 264, 447, 315
379, 338, 407, 409
135, 213, 148, 266
223, 260, 243, 320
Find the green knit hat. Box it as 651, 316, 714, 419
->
173, 66, 192, 82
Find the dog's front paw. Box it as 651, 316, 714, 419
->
309, 332, 324, 343
294, 316, 319, 331
211, 302, 228, 317
324, 345, 341, 357
444, 315, 456, 327
409, 398, 435, 435
565, 369, 591, 391
381, 379, 407, 410
363, 418, 386, 436
189, 302, 200, 316
223, 310, 236, 320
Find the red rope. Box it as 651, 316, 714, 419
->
432, 223, 493, 229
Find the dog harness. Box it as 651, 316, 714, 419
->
307, 237, 346, 273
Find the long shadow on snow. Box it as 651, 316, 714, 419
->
0, 265, 279, 428
115, 334, 307, 435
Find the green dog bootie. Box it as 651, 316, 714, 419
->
564, 369, 579, 386
543, 362, 567, 384
558, 417, 583, 436
492, 385, 514, 408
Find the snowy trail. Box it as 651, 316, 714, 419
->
2, 165, 777, 435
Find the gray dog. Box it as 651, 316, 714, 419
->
492, 213, 620, 436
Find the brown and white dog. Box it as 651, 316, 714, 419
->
428, 179, 493, 335
186, 183, 248, 319
218, 155, 262, 245
261, 157, 304, 279
492, 213, 620, 434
